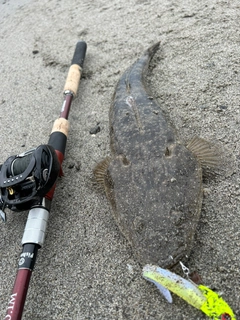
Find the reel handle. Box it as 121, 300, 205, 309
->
10, 150, 33, 175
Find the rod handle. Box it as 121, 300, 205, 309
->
63, 41, 87, 96
71, 41, 87, 68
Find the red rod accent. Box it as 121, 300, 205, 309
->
45, 150, 64, 201
5, 269, 32, 320
60, 94, 73, 119
55, 149, 65, 167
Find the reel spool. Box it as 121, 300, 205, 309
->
0, 145, 60, 214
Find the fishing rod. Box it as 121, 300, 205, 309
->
1, 40, 87, 320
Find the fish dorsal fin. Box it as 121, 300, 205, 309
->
187, 136, 219, 169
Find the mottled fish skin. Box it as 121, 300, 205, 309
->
101, 42, 203, 268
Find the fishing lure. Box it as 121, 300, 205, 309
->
142, 264, 236, 320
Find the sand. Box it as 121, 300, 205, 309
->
0, 0, 239, 319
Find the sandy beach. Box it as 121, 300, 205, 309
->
0, 0, 239, 319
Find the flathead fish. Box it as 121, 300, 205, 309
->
94, 42, 218, 268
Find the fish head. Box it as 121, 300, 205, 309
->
198, 285, 236, 320
104, 145, 203, 267
221, 314, 233, 320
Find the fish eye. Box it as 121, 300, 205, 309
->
221, 313, 231, 320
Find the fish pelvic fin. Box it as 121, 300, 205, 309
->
198, 285, 236, 320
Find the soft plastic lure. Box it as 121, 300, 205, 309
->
143, 264, 236, 320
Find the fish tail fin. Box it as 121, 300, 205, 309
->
142, 272, 173, 303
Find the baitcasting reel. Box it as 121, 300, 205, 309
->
0, 145, 60, 221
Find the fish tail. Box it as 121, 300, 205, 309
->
146, 41, 161, 58
143, 265, 206, 309
140, 41, 161, 76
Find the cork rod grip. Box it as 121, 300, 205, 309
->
63, 64, 82, 96
51, 118, 69, 136
63, 41, 87, 96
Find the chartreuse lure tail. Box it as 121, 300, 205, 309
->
143, 265, 236, 320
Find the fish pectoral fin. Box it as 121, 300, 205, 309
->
93, 156, 112, 191
187, 136, 220, 169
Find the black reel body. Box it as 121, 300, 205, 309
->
0, 145, 60, 212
